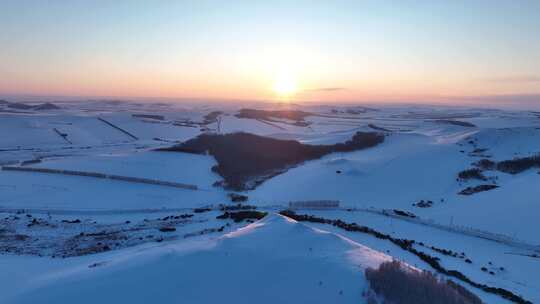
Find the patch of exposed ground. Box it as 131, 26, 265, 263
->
0, 209, 258, 258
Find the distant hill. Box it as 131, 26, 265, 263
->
2, 101, 61, 111
33, 102, 61, 110
6, 102, 34, 110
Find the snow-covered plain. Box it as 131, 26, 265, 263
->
1, 100, 539, 303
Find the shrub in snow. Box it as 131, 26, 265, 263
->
365, 260, 483, 304
413, 199, 433, 208
457, 168, 487, 181
458, 184, 498, 195
228, 193, 248, 202
473, 159, 495, 170
392, 209, 416, 218
158, 227, 176, 232
193, 207, 212, 213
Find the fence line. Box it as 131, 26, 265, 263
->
355, 207, 540, 252
52, 128, 72, 144
0, 206, 198, 216
1, 166, 198, 191
97, 117, 138, 140
289, 200, 340, 209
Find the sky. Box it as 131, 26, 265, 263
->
1, 0, 540, 104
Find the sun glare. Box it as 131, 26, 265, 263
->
272, 75, 298, 99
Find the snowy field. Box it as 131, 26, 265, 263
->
1, 100, 540, 303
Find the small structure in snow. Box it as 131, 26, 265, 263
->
288, 200, 340, 210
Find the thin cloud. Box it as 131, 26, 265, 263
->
486, 75, 540, 83
305, 87, 347, 92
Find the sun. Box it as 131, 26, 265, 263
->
272, 74, 298, 99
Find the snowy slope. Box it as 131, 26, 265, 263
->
30, 151, 221, 189
3, 214, 392, 304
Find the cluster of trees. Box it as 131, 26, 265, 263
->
215, 211, 267, 222
496, 155, 540, 174
464, 155, 540, 176
455, 154, 540, 195
365, 260, 482, 304
435, 120, 477, 128
193, 207, 211, 213
235, 108, 312, 124
219, 203, 257, 211
160, 131, 384, 190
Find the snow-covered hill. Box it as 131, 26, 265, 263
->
3, 214, 391, 304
